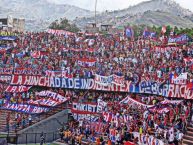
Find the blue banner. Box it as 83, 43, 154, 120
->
168, 34, 189, 44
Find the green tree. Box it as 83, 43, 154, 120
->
49, 18, 80, 33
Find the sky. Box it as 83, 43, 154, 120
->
47, 0, 193, 12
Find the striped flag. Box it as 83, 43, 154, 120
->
161, 26, 167, 34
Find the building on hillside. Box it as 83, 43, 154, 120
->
0, 16, 25, 32
85, 22, 99, 33
100, 24, 113, 32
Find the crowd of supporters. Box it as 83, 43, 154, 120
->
0, 30, 193, 145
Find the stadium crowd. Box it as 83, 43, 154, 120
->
0, 30, 193, 145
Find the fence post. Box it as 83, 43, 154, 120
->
26, 134, 27, 145
35, 133, 37, 144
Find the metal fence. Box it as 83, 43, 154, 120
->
7, 131, 60, 144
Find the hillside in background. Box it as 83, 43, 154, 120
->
74, 0, 193, 29
0, 0, 193, 31
0, 0, 94, 31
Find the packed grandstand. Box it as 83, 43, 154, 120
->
0, 28, 193, 145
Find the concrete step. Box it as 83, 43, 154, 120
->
187, 131, 193, 136
184, 135, 193, 141
187, 127, 193, 132
183, 139, 193, 145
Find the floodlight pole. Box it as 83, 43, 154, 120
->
95, 0, 97, 25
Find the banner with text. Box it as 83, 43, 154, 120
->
1, 103, 49, 114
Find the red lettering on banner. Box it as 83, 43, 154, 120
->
44, 77, 50, 87
24, 76, 31, 85
174, 85, 181, 98
10, 86, 17, 92
39, 77, 44, 86
168, 84, 175, 98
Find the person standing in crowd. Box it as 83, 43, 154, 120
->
40, 132, 45, 145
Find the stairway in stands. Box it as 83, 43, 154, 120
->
0, 110, 16, 133
183, 124, 193, 145
0, 103, 69, 134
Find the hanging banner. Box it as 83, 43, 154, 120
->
71, 109, 98, 121
10, 75, 193, 99
153, 46, 179, 53
148, 106, 170, 114
168, 34, 189, 44
31, 51, 48, 59
62, 48, 96, 53
28, 98, 61, 107
119, 96, 153, 109
139, 80, 193, 99
0, 68, 13, 75
77, 58, 96, 67
170, 72, 187, 85
14, 68, 42, 76
72, 102, 97, 113
97, 99, 107, 113
0, 75, 12, 83
5, 86, 31, 93
10, 75, 132, 92
95, 74, 124, 86
0, 36, 17, 41
36, 91, 68, 103
160, 99, 183, 105
47, 29, 74, 36
1, 103, 49, 114
102, 112, 118, 122
95, 74, 113, 86
102, 112, 129, 123
45, 70, 73, 78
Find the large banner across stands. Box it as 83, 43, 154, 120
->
10, 75, 193, 99
10, 75, 132, 92
1, 103, 49, 114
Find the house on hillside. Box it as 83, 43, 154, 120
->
0, 16, 25, 32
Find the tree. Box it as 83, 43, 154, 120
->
49, 18, 80, 33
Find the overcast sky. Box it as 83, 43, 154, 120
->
47, 0, 193, 12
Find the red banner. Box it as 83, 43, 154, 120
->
77, 58, 96, 67
5, 86, 31, 93
28, 98, 61, 107
14, 68, 42, 75
153, 46, 179, 53
0, 68, 13, 75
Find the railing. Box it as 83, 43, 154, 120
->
7, 131, 60, 144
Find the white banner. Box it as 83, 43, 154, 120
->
72, 102, 97, 113
28, 98, 60, 107
119, 96, 153, 109
95, 74, 124, 86
36, 91, 67, 103
97, 99, 107, 113
171, 72, 187, 84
